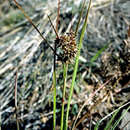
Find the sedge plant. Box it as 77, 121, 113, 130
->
12, 0, 92, 129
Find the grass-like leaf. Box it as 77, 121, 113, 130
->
104, 108, 120, 130
111, 106, 130, 130
60, 64, 68, 130
90, 44, 109, 63
65, 0, 92, 129
53, 70, 56, 130
75, 0, 86, 36
94, 102, 130, 130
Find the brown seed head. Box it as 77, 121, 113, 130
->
56, 31, 77, 63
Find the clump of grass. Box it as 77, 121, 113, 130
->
94, 102, 130, 130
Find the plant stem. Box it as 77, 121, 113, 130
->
53, 0, 60, 129
65, 0, 92, 129
53, 70, 56, 130
53, 39, 57, 130
60, 63, 68, 130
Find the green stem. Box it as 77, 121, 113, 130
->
60, 64, 68, 130
65, 0, 92, 129
53, 70, 56, 130
53, 35, 57, 130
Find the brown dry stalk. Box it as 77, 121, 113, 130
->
13, 0, 61, 58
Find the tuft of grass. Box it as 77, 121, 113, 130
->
104, 108, 120, 130
94, 102, 130, 130
111, 106, 130, 130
